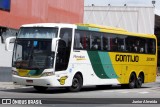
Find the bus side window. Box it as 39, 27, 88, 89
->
90, 32, 101, 50
74, 30, 90, 50
139, 39, 145, 53
103, 34, 109, 51
147, 39, 156, 54
74, 31, 82, 49
91, 39, 98, 50
84, 31, 90, 50
116, 37, 124, 51
152, 40, 156, 54
127, 37, 139, 53
110, 35, 118, 51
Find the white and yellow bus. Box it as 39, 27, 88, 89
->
5, 23, 157, 92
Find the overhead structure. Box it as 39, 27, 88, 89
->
84, 6, 155, 34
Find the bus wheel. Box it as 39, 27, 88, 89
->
135, 74, 143, 88
34, 86, 48, 92
128, 73, 136, 89
68, 74, 83, 92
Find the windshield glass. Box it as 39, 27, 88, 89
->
12, 27, 58, 69
13, 39, 54, 69
18, 27, 58, 39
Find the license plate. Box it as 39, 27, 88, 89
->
26, 80, 33, 83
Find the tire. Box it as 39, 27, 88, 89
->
135, 74, 143, 88
128, 73, 136, 89
34, 86, 48, 92
68, 74, 83, 92
121, 73, 137, 89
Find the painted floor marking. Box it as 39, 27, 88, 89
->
102, 90, 150, 94
138, 91, 150, 94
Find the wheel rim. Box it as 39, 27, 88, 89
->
72, 78, 79, 89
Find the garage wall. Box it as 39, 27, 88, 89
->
84, 6, 155, 34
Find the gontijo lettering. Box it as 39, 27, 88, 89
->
115, 54, 139, 62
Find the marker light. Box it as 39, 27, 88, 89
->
41, 72, 54, 77
12, 70, 18, 75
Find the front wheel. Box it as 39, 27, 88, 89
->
68, 74, 83, 92
34, 86, 48, 92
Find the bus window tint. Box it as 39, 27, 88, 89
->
74, 31, 82, 49
85, 32, 90, 50
90, 32, 101, 50
146, 39, 156, 54
126, 36, 136, 52
139, 38, 145, 53
125, 36, 156, 54
109, 34, 126, 52
132, 38, 145, 53
74, 30, 90, 50
117, 35, 126, 51
109, 34, 118, 51
125, 36, 142, 53
103, 33, 109, 51
74, 29, 156, 54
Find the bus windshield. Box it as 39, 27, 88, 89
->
12, 27, 58, 69
13, 39, 54, 69
17, 27, 58, 39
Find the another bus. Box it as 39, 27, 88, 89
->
5, 23, 157, 92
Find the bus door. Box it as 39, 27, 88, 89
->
55, 28, 72, 71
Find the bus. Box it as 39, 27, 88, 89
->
5, 23, 157, 92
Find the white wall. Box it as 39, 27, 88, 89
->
0, 37, 13, 67
84, 6, 155, 34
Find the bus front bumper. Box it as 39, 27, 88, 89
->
12, 75, 65, 87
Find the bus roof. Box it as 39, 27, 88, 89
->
76, 23, 156, 38
21, 23, 77, 28
20, 23, 155, 38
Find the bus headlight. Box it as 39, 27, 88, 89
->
12, 70, 18, 75
41, 72, 54, 77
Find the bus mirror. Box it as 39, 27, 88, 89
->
5, 37, 16, 52
51, 38, 60, 52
